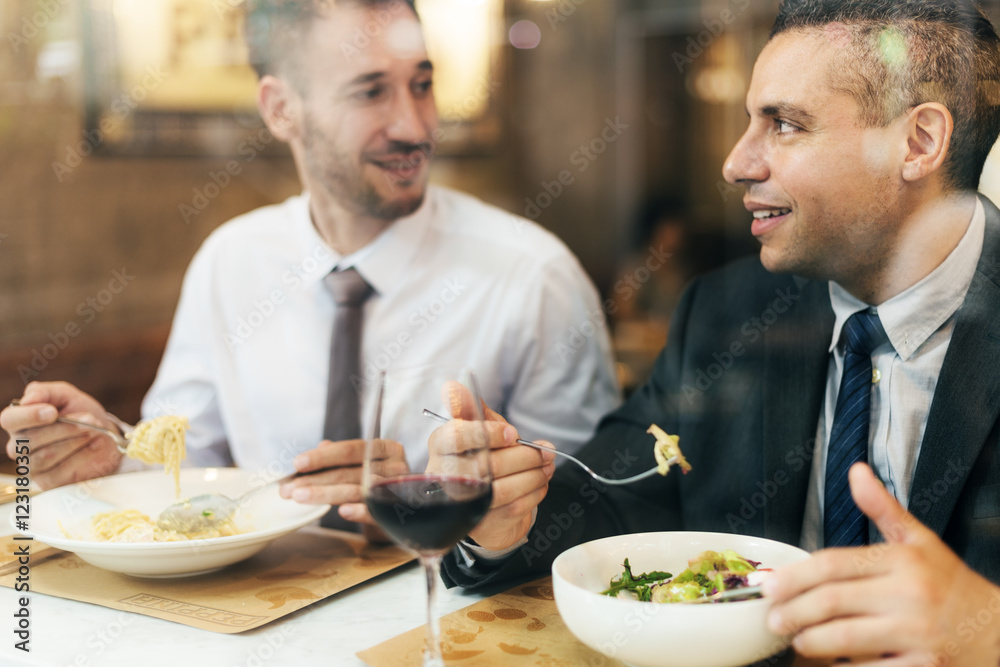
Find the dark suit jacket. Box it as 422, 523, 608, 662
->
443, 195, 1000, 589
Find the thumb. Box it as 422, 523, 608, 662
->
849, 462, 928, 545
21, 381, 54, 407
480, 401, 508, 425
441, 380, 508, 425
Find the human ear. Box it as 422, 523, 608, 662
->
256, 75, 301, 142
901, 102, 952, 182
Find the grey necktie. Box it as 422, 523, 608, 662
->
322, 268, 374, 442
320, 268, 373, 531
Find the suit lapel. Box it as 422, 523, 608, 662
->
762, 277, 833, 544
909, 196, 1000, 535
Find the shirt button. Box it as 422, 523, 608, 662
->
872, 368, 882, 384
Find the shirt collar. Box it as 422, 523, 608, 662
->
827, 197, 985, 360
291, 187, 436, 296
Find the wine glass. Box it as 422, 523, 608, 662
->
362, 366, 493, 667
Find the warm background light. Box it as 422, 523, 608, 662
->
111, 0, 257, 111
508, 19, 542, 49
417, 0, 503, 122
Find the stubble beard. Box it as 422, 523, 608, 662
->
302, 113, 426, 222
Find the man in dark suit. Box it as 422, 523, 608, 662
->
443, 0, 1000, 663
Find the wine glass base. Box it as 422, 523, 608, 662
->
422, 654, 445, 667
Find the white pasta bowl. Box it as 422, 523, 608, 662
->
10, 467, 330, 578
551, 531, 810, 667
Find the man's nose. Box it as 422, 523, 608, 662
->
387, 90, 433, 144
722, 129, 768, 185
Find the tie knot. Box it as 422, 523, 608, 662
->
842, 310, 887, 356
325, 268, 373, 306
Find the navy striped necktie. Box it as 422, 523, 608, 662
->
824, 310, 888, 548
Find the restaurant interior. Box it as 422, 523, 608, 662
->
7, 1, 1000, 665
4, 0, 1000, 449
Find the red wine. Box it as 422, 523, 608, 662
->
366, 475, 492, 554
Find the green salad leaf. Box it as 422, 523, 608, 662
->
601, 550, 762, 603
600, 558, 673, 601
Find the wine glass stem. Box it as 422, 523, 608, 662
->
422, 553, 444, 667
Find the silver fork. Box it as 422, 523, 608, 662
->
9, 399, 132, 454
679, 585, 764, 604
421, 409, 675, 486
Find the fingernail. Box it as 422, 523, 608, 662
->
340, 505, 359, 521
762, 576, 778, 598
291, 488, 310, 502
544, 462, 555, 477
293, 454, 309, 470
503, 426, 517, 444
278, 483, 293, 499
38, 406, 57, 421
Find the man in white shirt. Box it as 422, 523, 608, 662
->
444, 0, 1000, 664
1, 0, 619, 531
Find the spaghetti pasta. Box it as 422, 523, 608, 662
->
90, 508, 239, 542
126, 415, 188, 496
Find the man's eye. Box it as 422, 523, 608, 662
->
356, 85, 384, 101
776, 119, 798, 134
414, 79, 433, 95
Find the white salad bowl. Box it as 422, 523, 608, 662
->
551, 531, 810, 667
10, 467, 330, 578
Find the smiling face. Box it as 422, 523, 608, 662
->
723, 30, 910, 288
291, 2, 437, 221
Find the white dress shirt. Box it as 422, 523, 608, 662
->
800, 198, 986, 550
140, 185, 621, 478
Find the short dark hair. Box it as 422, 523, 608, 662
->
243, 0, 417, 84
771, 0, 1000, 191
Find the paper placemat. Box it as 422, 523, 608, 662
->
357, 577, 824, 667
0, 527, 414, 633
357, 577, 627, 666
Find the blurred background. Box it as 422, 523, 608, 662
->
3, 0, 1000, 432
